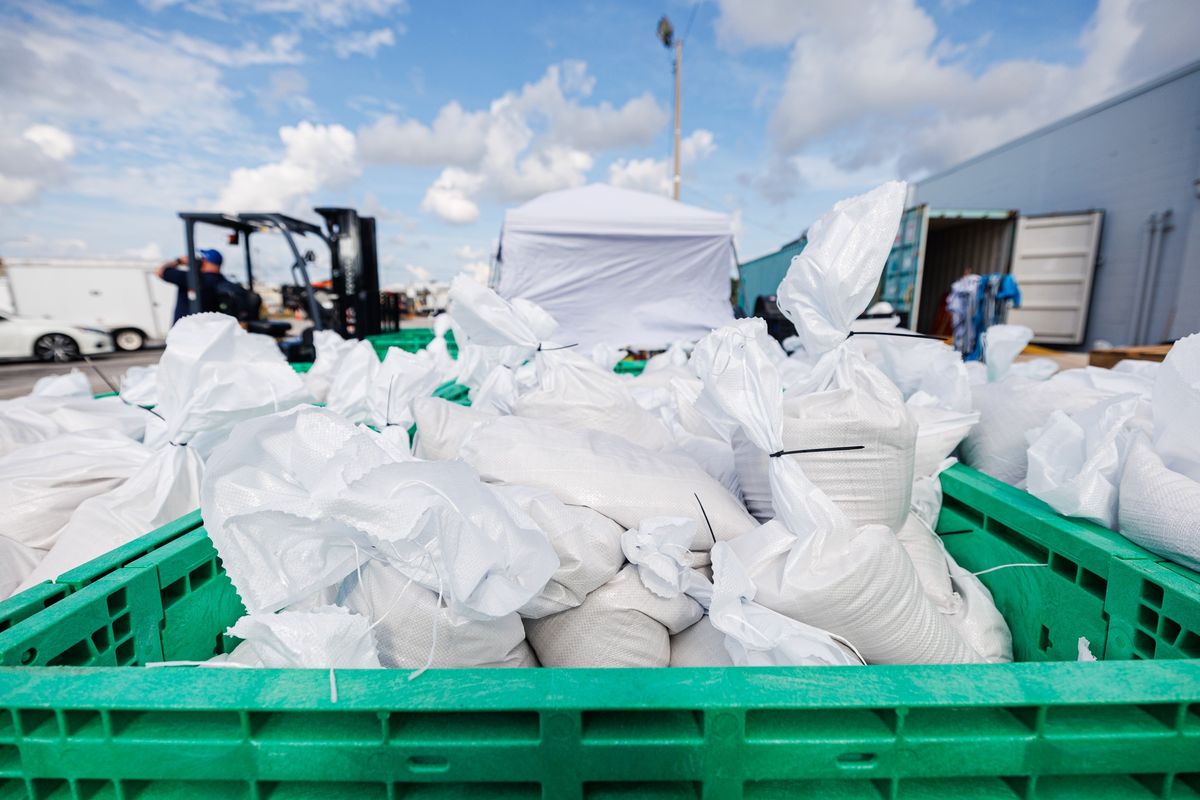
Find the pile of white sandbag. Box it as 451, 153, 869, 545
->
195, 181, 1018, 671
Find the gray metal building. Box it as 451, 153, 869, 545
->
911, 59, 1200, 348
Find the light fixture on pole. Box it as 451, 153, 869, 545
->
657, 15, 681, 201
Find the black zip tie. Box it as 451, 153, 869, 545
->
536, 343, 578, 352
384, 374, 397, 427
693, 493, 717, 545
848, 331, 945, 341
83, 354, 165, 421
769, 445, 865, 457
937, 529, 973, 536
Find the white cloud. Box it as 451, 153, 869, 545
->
334, 28, 396, 58
23, 125, 75, 161
453, 244, 485, 260
142, 0, 408, 28
124, 241, 164, 260
1, 233, 88, 256
360, 61, 668, 216
358, 102, 489, 165
458, 261, 490, 284
170, 31, 303, 67
260, 70, 316, 115
215, 122, 359, 215
420, 168, 485, 224
405, 264, 430, 282
607, 129, 717, 196
716, 0, 1200, 190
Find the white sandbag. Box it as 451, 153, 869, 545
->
654, 378, 743, 497
943, 550, 1013, 663
492, 485, 625, 618
202, 405, 559, 618
738, 181, 916, 529
777, 181, 907, 355
21, 443, 205, 588
327, 341, 442, 429
413, 398, 757, 548
983, 325, 1033, 382
524, 564, 702, 667
449, 275, 558, 368
469, 364, 521, 414
669, 617, 734, 667
642, 341, 690, 374
119, 365, 159, 407
733, 346, 917, 529
1008, 358, 1059, 381
708, 542, 863, 667
0, 430, 152, 549
222, 606, 382, 669
1026, 394, 1149, 527
154, 313, 313, 457
895, 509, 958, 615
907, 400, 980, 478
23, 316, 314, 587
962, 374, 1111, 487
427, 314, 459, 382
512, 350, 674, 450
304, 330, 358, 403
0, 395, 148, 458
874, 337, 971, 413
901, 466, 1014, 663
1151, 333, 1200, 482
339, 560, 535, 669
1118, 434, 1200, 571
694, 319, 981, 664
0, 536, 44, 599
621, 517, 713, 606
588, 343, 628, 371
32, 369, 92, 397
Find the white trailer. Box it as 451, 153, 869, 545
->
3, 259, 176, 350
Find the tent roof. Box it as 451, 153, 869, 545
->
502, 183, 733, 237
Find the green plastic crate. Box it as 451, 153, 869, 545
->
1, 466, 1198, 797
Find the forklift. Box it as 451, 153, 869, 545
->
176, 207, 398, 361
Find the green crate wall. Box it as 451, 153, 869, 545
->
0, 466, 1198, 797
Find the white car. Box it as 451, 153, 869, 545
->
0, 312, 115, 362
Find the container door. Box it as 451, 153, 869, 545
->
879, 205, 928, 327
1007, 211, 1103, 345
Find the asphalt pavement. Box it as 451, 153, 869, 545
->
0, 348, 164, 399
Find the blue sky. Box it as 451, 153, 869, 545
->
1, 0, 1195, 287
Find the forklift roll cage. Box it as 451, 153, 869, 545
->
178, 207, 390, 340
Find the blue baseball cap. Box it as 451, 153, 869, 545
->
197, 248, 223, 266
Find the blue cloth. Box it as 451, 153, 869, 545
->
161, 269, 230, 323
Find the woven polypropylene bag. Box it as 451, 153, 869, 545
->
523, 565, 702, 667
1118, 434, 1200, 571
413, 398, 756, 548
340, 560, 537, 669
669, 617, 734, 667
734, 348, 917, 530
727, 520, 980, 664
492, 485, 625, 618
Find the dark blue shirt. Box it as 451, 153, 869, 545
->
161, 269, 229, 322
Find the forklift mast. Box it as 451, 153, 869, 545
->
315, 207, 383, 339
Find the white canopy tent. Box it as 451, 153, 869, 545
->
493, 184, 737, 350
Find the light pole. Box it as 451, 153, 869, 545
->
657, 15, 681, 201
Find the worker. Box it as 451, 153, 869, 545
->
156, 249, 230, 323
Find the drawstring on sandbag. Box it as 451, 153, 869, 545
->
83, 354, 166, 422
972, 562, 1048, 577
769, 445, 865, 458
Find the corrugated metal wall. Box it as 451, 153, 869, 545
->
917, 218, 1014, 333
913, 61, 1200, 346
